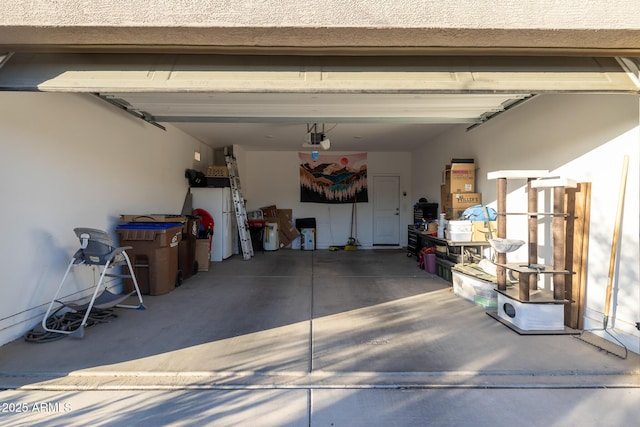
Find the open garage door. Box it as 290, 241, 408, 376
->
0, 54, 637, 130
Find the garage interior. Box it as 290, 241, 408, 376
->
1, 3, 640, 422
1, 53, 638, 346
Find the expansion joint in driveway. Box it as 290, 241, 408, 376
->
2, 370, 638, 391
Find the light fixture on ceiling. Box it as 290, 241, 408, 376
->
302, 123, 331, 150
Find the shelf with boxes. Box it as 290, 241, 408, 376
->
425, 218, 493, 285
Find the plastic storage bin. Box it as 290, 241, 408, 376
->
116, 222, 183, 295
445, 230, 473, 242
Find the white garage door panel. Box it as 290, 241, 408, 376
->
104, 92, 529, 123
0, 53, 636, 93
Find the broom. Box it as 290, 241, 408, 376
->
345, 199, 358, 250
575, 154, 629, 359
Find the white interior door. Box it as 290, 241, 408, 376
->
373, 175, 400, 246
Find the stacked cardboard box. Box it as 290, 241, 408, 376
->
261, 205, 300, 248
471, 220, 497, 242
440, 159, 482, 220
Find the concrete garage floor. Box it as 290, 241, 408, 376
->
1, 250, 638, 426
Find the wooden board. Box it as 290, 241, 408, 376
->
564, 182, 591, 329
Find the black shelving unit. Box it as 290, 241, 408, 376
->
407, 225, 430, 258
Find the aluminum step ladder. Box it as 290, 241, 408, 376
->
225, 154, 254, 260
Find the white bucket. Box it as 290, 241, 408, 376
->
263, 222, 279, 251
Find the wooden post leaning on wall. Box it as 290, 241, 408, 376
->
496, 177, 507, 291
564, 182, 591, 329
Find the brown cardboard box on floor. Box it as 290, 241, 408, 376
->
195, 239, 211, 271
278, 209, 300, 242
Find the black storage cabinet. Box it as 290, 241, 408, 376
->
407, 225, 430, 258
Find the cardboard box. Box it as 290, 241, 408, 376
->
120, 214, 186, 223
442, 192, 482, 219
443, 161, 475, 193
471, 221, 497, 242
440, 184, 448, 214
261, 205, 278, 218
276, 209, 300, 246
277, 209, 292, 221
280, 219, 301, 241
195, 239, 210, 271
444, 192, 481, 207
279, 232, 293, 248
263, 214, 298, 249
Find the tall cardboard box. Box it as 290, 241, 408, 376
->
443, 160, 475, 193
440, 184, 449, 216
277, 209, 300, 248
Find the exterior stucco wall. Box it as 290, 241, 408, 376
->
3, 0, 639, 28
1, 1, 639, 52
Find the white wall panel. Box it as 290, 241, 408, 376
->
0, 92, 204, 344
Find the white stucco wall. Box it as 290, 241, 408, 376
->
0, 92, 210, 345
1, 1, 638, 51
3, 0, 638, 28
412, 93, 640, 353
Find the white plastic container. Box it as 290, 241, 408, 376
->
445, 230, 473, 242
301, 228, 315, 251
497, 292, 565, 331
263, 222, 279, 251
446, 220, 473, 232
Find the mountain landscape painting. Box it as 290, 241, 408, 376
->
299, 152, 368, 203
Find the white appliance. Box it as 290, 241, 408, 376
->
191, 187, 237, 262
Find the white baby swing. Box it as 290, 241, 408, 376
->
41, 228, 146, 338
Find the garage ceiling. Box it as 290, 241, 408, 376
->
0, 53, 637, 151
103, 92, 530, 151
